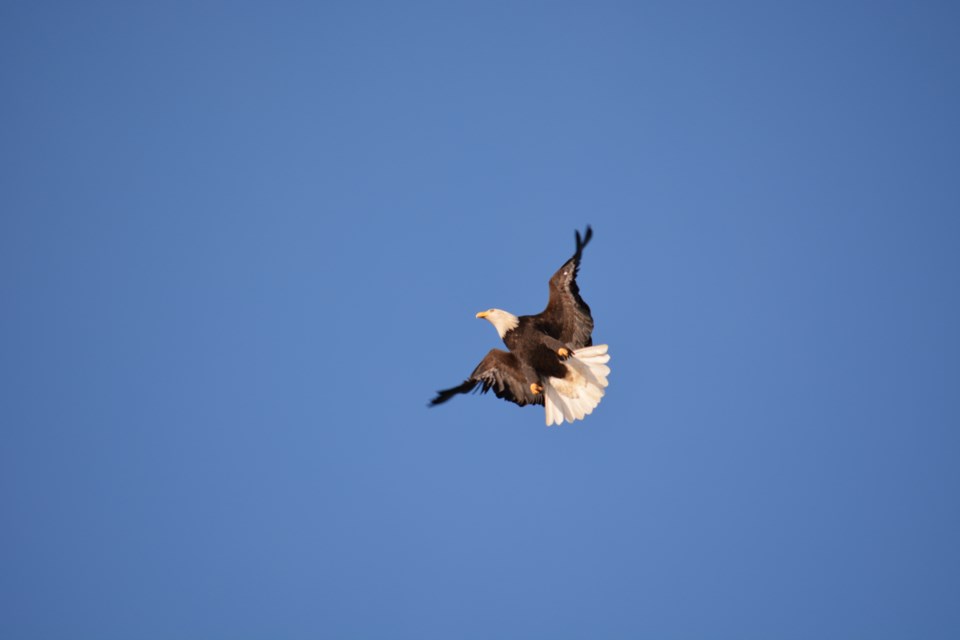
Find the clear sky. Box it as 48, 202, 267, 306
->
2, 1, 959, 638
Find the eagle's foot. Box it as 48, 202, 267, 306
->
530, 383, 544, 395
557, 347, 571, 360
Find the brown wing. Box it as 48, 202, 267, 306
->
535, 226, 595, 348
429, 349, 543, 407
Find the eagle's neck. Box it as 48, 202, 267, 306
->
489, 311, 520, 338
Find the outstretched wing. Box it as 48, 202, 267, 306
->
535, 225, 595, 348
429, 349, 543, 407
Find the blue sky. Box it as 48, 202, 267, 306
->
2, 1, 959, 637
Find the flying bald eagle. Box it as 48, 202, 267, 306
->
430, 226, 610, 426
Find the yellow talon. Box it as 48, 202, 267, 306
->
530, 383, 543, 395
557, 347, 570, 359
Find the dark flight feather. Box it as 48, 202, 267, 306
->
536, 225, 595, 348
430, 349, 543, 407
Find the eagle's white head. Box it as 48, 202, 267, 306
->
476, 308, 520, 338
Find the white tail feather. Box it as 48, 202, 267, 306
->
543, 383, 567, 426
541, 344, 611, 425
543, 391, 555, 426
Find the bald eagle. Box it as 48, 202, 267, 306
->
430, 226, 610, 426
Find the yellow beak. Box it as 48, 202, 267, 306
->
476, 311, 490, 319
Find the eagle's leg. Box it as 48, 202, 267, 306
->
557, 347, 570, 360
530, 383, 543, 395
